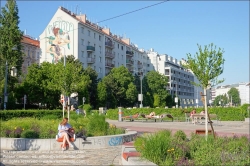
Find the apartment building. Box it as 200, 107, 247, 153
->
39, 6, 149, 79
21, 35, 41, 75
146, 49, 205, 107
38, 6, 214, 107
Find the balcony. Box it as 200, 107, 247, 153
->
87, 58, 95, 63
128, 67, 134, 72
126, 59, 134, 65
86, 46, 95, 52
138, 64, 143, 69
105, 52, 115, 59
126, 51, 133, 56
105, 63, 115, 68
105, 41, 114, 49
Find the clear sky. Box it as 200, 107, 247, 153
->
1, 1, 249, 86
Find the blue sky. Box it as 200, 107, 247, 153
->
1, 1, 249, 86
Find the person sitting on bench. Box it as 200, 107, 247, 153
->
122, 113, 139, 119
145, 112, 156, 118
58, 118, 73, 151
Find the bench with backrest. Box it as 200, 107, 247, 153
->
209, 114, 221, 125
138, 113, 174, 122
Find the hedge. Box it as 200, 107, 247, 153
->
105, 106, 249, 121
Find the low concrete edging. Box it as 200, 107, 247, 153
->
0, 130, 137, 151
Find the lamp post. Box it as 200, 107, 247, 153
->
24, 95, 27, 109
138, 72, 143, 108
3, 61, 8, 110
3, 61, 17, 110
175, 81, 178, 108
61, 46, 66, 118
196, 87, 198, 108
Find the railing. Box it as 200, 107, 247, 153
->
126, 51, 133, 56
105, 52, 115, 59
87, 46, 95, 51
126, 60, 134, 65
87, 58, 95, 63
138, 64, 143, 68
105, 42, 114, 48
105, 63, 115, 68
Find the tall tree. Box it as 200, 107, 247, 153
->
103, 66, 136, 108
0, 0, 23, 108
82, 66, 98, 108
227, 87, 241, 106
145, 71, 169, 107
183, 43, 225, 138
0, 0, 23, 77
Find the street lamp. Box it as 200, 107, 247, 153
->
3, 60, 17, 110
196, 87, 199, 108
138, 72, 143, 108
175, 81, 178, 108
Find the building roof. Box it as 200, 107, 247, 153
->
21, 35, 40, 47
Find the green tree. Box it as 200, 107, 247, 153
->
213, 94, 228, 107
183, 43, 225, 137
82, 66, 98, 108
97, 80, 107, 108
227, 87, 240, 106
103, 66, 136, 108
0, 0, 23, 108
145, 71, 169, 107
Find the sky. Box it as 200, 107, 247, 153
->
1, 1, 249, 86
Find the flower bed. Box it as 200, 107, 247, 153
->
0, 112, 125, 139
134, 130, 250, 165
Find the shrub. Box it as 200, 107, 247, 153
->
86, 114, 109, 136
21, 130, 39, 138
173, 130, 187, 141
136, 130, 250, 165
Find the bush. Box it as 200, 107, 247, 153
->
21, 130, 39, 138
135, 130, 250, 165
86, 114, 109, 136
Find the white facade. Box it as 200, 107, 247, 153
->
239, 82, 250, 105
39, 7, 148, 79
39, 6, 213, 108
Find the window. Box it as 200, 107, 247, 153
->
121, 46, 123, 50
81, 39, 84, 45
99, 46, 101, 54
99, 35, 101, 41
118, 44, 119, 49
81, 51, 84, 58
94, 33, 96, 38
88, 41, 90, 46
122, 54, 123, 59
99, 56, 102, 62
88, 30, 90, 36
94, 44, 96, 49
99, 67, 102, 73
81, 27, 84, 33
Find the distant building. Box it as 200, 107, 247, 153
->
239, 82, 250, 105
213, 82, 249, 106
21, 35, 41, 75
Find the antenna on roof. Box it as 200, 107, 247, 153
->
75, 4, 78, 15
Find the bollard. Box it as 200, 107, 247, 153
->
118, 107, 123, 122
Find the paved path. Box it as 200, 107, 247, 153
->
107, 119, 250, 137
1, 120, 249, 166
